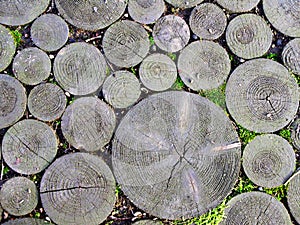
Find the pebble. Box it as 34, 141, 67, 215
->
65, 92, 71, 97
240, 58, 245, 63
49, 54, 55, 59
258, 186, 263, 191
192, 34, 198, 40
276, 39, 283, 46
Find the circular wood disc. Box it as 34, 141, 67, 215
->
28, 83, 67, 122
0, 74, 27, 129
2, 119, 58, 175
226, 59, 299, 133
287, 171, 300, 224
263, 0, 300, 37
0, 0, 49, 26
282, 38, 300, 75
12, 47, 51, 85
164, 0, 204, 9
0, 177, 38, 216
291, 118, 300, 150
243, 134, 295, 188
153, 15, 190, 53
128, 0, 165, 24
55, 0, 127, 31
2, 218, 50, 225
226, 14, 272, 59
0, 24, 16, 72
134, 220, 162, 225
31, 14, 69, 52
102, 71, 141, 109
221, 192, 293, 225
53, 42, 108, 95
40, 152, 116, 225
178, 40, 231, 91
112, 91, 241, 220
216, 0, 260, 12
103, 20, 150, 68
139, 53, 177, 91
61, 97, 116, 152
189, 3, 227, 40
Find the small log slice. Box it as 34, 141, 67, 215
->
128, 0, 165, 24
291, 118, 300, 150
226, 59, 299, 133
0, 74, 27, 129
40, 152, 116, 225
2, 119, 58, 175
216, 0, 260, 13
242, 134, 295, 188
189, 3, 227, 40
263, 0, 300, 37
112, 91, 241, 219
12, 47, 51, 85
53, 42, 108, 95
2, 218, 51, 225
153, 15, 190, 53
221, 192, 293, 225
61, 97, 116, 152
164, 0, 204, 9
287, 171, 300, 224
282, 38, 300, 75
28, 83, 67, 122
0, 24, 16, 72
55, 0, 127, 31
102, 71, 141, 109
139, 53, 177, 92
103, 20, 150, 68
0, 0, 49, 26
226, 14, 272, 59
177, 40, 231, 91
31, 14, 69, 52
134, 220, 162, 225
0, 177, 38, 216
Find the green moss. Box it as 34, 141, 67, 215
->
10, 29, 22, 46
149, 35, 155, 46
237, 125, 259, 146
115, 184, 123, 198
172, 77, 185, 90
264, 185, 287, 201
265, 52, 279, 61
199, 83, 226, 110
130, 67, 137, 75
277, 129, 291, 143
167, 52, 176, 61
2, 166, 10, 176
172, 199, 227, 225
233, 177, 257, 194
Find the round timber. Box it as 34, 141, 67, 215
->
287, 171, 300, 224
164, 0, 204, 9
2, 218, 50, 225
291, 118, 300, 150
0, 24, 16, 72
216, 0, 260, 12
282, 38, 300, 75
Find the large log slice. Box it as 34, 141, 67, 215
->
226, 59, 299, 133
2, 218, 51, 225
164, 0, 204, 9
55, 0, 127, 31
40, 153, 116, 225
220, 192, 293, 224
112, 91, 241, 219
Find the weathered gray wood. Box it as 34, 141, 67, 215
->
153, 15, 190, 53
164, 0, 204, 9
189, 3, 227, 40
112, 91, 241, 220
28, 83, 67, 122
263, 0, 300, 37
40, 152, 116, 225
2, 218, 51, 225
243, 134, 295, 188
0, 0, 49, 26
226, 59, 299, 133
139, 53, 177, 91
226, 14, 272, 59
134, 220, 162, 225
0, 177, 38, 216
177, 40, 231, 91
55, 0, 127, 31
12, 47, 51, 85
103, 20, 150, 68
291, 118, 300, 150
0, 74, 27, 129
287, 171, 300, 224
53, 42, 108, 95
61, 97, 116, 152
2, 119, 58, 175
0, 24, 16, 72
282, 38, 300, 75
31, 14, 69, 52
221, 192, 293, 225
128, 0, 165, 24
216, 0, 260, 12
102, 71, 141, 109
